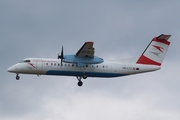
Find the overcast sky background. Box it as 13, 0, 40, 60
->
0, 0, 180, 120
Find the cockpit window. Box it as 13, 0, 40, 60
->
24, 60, 30, 62
19, 60, 31, 63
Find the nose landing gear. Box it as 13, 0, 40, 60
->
16, 74, 20, 80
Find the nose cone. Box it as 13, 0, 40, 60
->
7, 65, 17, 73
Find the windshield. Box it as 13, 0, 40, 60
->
19, 60, 31, 63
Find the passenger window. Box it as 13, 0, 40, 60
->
46, 63, 48, 66
51, 63, 53, 66
54, 63, 56, 66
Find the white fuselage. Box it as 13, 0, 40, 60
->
8, 58, 160, 78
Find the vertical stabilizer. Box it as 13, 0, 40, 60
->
136, 34, 171, 66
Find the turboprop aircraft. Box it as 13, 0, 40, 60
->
7, 34, 171, 86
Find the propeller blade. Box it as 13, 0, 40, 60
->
61, 46, 64, 59
61, 46, 64, 66
58, 46, 64, 61
58, 54, 60, 59
61, 58, 63, 66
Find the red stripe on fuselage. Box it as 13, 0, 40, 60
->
136, 55, 161, 66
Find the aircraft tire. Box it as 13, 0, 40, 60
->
82, 74, 87, 79
77, 81, 83, 87
16, 75, 20, 80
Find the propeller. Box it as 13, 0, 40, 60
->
58, 46, 64, 66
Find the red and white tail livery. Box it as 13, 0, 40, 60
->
7, 34, 171, 86
137, 34, 171, 66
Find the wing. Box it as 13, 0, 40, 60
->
76, 42, 95, 58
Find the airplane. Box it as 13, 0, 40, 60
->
7, 34, 171, 86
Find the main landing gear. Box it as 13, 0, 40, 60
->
76, 73, 87, 87
77, 76, 83, 86
16, 74, 20, 80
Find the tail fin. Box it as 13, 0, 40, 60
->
136, 34, 171, 66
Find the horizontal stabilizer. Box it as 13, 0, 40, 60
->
157, 34, 171, 40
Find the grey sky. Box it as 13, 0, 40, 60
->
1, 1, 180, 120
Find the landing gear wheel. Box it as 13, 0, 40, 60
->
82, 74, 87, 79
77, 81, 83, 87
16, 74, 20, 80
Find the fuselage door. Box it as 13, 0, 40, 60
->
112, 63, 120, 73
36, 60, 42, 72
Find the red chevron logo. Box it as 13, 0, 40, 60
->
152, 45, 163, 52
28, 63, 35, 68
